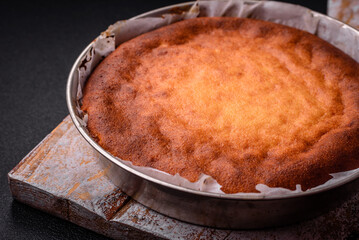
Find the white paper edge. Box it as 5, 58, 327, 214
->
74, 0, 359, 196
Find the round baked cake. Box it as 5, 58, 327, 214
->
81, 17, 359, 193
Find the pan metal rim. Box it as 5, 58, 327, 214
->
66, 1, 359, 201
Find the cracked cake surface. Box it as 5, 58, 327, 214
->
81, 17, 359, 193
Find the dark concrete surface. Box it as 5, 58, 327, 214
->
0, 1, 327, 239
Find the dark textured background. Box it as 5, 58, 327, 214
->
0, 1, 327, 239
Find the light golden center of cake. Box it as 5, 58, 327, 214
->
132, 29, 343, 158
83, 18, 359, 193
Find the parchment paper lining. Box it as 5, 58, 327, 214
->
75, 0, 359, 197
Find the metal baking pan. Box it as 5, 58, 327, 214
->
67, 1, 359, 229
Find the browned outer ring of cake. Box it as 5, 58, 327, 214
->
81, 17, 359, 193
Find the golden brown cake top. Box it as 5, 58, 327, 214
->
82, 17, 359, 193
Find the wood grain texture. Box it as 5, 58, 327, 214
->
8, 116, 359, 240
8, 3, 359, 239
8, 116, 162, 239
328, 0, 359, 28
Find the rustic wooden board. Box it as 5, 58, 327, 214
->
328, 0, 359, 28
8, 116, 359, 240
8, 3, 359, 239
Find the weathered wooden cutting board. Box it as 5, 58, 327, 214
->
8, 1, 359, 239
328, 0, 359, 28
8, 119, 359, 240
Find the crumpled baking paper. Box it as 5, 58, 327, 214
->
75, 0, 359, 197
